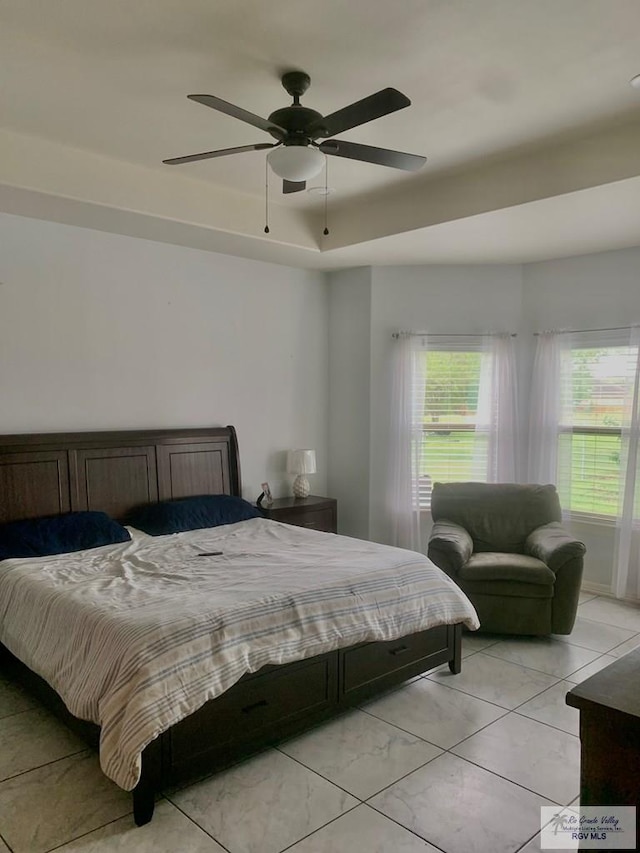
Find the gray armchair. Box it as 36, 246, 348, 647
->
427, 482, 586, 635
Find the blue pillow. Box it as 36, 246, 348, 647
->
0, 511, 131, 561
126, 494, 262, 536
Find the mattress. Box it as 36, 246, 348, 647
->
0, 517, 478, 790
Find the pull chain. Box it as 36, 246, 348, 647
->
264, 158, 270, 234
323, 155, 329, 236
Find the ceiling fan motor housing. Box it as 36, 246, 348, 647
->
266, 72, 326, 142
267, 106, 324, 142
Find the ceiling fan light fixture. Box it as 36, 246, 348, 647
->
267, 145, 325, 182
630, 73, 640, 90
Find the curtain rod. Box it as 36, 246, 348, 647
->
392, 331, 517, 339
533, 325, 638, 336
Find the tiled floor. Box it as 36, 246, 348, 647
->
0, 593, 638, 853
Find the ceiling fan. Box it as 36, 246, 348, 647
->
163, 71, 426, 193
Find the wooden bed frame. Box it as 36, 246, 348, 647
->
0, 426, 462, 825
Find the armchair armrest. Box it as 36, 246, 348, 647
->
525, 522, 586, 572
428, 520, 473, 576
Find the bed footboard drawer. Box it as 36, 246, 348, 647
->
165, 653, 337, 772
341, 625, 450, 698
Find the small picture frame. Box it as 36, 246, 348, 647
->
259, 482, 274, 506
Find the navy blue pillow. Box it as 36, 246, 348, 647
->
126, 494, 262, 536
0, 511, 131, 561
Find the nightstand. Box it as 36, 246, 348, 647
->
259, 495, 337, 533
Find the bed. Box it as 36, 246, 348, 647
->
0, 426, 478, 825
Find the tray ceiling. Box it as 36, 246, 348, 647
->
2, 0, 640, 268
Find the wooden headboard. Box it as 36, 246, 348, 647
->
0, 426, 241, 524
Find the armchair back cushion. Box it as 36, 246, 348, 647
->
430, 482, 562, 554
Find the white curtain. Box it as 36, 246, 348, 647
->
476, 333, 519, 482
528, 331, 566, 486
388, 333, 425, 552
613, 326, 640, 600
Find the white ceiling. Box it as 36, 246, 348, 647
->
2, 0, 640, 269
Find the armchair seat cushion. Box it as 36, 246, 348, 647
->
459, 552, 555, 586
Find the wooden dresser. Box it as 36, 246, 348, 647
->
566, 647, 640, 819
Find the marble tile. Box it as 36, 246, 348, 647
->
577, 597, 640, 632
461, 631, 502, 658
0, 707, 85, 781
452, 713, 580, 804
0, 751, 132, 853
287, 804, 442, 852
0, 676, 36, 719
428, 652, 558, 709
564, 654, 617, 684
554, 616, 637, 653
516, 681, 579, 735
279, 709, 441, 799
54, 798, 226, 852
519, 803, 582, 852
370, 752, 554, 853
577, 591, 598, 605
482, 636, 600, 678
169, 748, 357, 853
517, 832, 563, 852
607, 633, 640, 658
362, 678, 506, 749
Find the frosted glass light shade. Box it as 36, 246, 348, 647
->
267, 146, 324, 182
287, 449, 317, 475
287, 449, 317, 498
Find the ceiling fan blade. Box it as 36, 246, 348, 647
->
188, 94, 287, 139
307, 88, 410, 139
163, 142, 275, 165
282, 180, 306, 194
319, 139, 426, 171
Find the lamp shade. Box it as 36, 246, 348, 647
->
287, 449, 316, 475
267, 146, 325, 182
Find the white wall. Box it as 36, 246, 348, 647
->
0, 213, 329, 500
522, 247, 640, 333
327, 268, 372, 538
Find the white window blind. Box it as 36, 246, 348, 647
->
559, 333, 639, 518
415, 337, 489, 506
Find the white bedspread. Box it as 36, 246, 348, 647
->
0, 518, 478, 790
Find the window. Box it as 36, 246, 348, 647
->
390, 331, 517, 550
558, 336, 639, 518
413, 335, 516, 507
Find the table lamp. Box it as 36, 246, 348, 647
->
287, 449, 316, 498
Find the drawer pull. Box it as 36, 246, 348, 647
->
241, 698, 268, 714
389, 644, 410, 656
